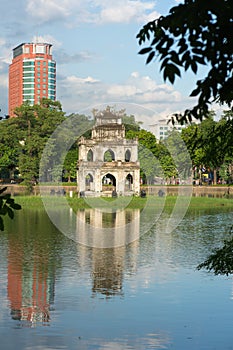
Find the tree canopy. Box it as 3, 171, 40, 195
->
137, 0, 233, 123
181, 110, 233, 184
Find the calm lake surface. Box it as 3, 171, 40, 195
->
0, 204, 233, 350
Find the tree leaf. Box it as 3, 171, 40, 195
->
10, 203, 22, 210
163, 63, 181, 84
0, 187, 7, 195
7, 207, 14, 219
146, 51, 155, 64
191, 60, 198, 74
138, 47, 153, 55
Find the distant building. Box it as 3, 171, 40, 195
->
8, 42, 56, 117
149, 118, 185, 140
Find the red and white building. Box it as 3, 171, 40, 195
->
9, 42, 56, 117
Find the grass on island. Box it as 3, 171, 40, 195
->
13, 194, 233, 214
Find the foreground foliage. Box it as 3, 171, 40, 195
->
197, 226, 233, 275
137, 0, 233, 122
0, 187, 21, 230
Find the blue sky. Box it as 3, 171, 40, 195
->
0, 0, 219, 127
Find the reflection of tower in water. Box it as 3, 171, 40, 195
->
7, 235, 55, 325
76, 208, 140, 248
77, 208, 140, 298
91, 247, 126, 297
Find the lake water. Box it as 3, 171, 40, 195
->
0, 204, 233, 350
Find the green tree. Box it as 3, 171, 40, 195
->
63, 148, 78, 182
156, 142, 178, 183
126, 129, 161, 184
122, 114, 142, 133
181, 112, 233, 184
8, 99, 66, 190
137, 0, 233, 122
163, 129, 192, 181
0, 119, 21, 179
126, 128, 178, 184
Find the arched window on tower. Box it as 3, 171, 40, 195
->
102, 173, 116, 187
85, 173, 94, 191
104, 149, 115, 162
87, 149, 93, 161
125, 174, 133, 191
125, 149, 131, 162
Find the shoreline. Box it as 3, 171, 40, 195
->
2, 184, 233, 198
13, 194, 233, 213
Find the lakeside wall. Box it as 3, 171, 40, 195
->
2, 184, 233, 198
146, 185, 233, 198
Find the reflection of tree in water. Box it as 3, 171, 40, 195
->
7, 210, 63, 326
91, 247, 125, 298
102, 212, 116, 228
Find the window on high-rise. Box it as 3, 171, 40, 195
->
23, 84, 34, 89
23, 78, 34, 82
23, 89, 34, 94
23, 67, 35, 72
23, 61, 34, 66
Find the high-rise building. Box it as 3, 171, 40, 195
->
8, 42, 56, 117
149, 117, 185, 140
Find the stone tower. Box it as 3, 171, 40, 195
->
77, 107, 140, 196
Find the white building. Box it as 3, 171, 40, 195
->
149, 118, 185, 140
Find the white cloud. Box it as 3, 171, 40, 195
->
97, 1, 159, 24
26, 0, 71, 22
66, 75, 100, 84
26, 0, 159, 25
58, 71, 194, 128
107, 84, 139, 97
107, 73, 183, 105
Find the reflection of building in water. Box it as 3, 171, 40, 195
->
7, 236, 55, 325
76, 208, 140, 298
77, 107, 140, 196
76, 208, 140, 248
91, 247, 125, 297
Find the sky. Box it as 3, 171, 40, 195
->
0, 0, 221, 128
